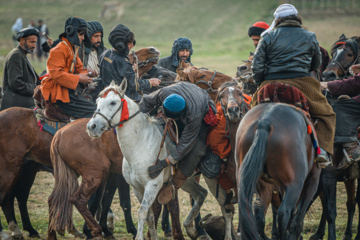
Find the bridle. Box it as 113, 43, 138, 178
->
92, 89, 140, 129
131, 50, 160, 91
329, 40, 360, 79
194, 68, 219, 93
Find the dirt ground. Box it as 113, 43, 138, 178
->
1, 170, 359, 240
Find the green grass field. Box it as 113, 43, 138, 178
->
1, 0, 360, 239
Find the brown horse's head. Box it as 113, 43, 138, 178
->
216, 82, 247, 123
175, 60, 234, 101
128, 47, 160, 77
236, 52, 257, 95
322, 34, 360, 81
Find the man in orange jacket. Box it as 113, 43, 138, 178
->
40, 17, 97, 119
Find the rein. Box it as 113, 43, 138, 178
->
195, 70, 218, 93
330, 40, 360, 79
92, 89, 140, 129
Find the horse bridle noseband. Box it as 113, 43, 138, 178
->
194, 69, 218, 93
218, 82, 247, 121
92, 90, 140, 129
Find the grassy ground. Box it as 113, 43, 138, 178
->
0, 171, 359, 239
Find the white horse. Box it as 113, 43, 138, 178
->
87, 80, 214, 240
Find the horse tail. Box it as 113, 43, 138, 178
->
238, 119, 271, 240
48, 134, 78, 232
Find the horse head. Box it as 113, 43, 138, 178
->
216, 82, 247, 123
237, 52, 257, 94
322, 34, 360, 81
175, 60, 234, 101
128, 47, 160, 78
87, 79, 128, 137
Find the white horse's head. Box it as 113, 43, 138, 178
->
87, 79, 127, 138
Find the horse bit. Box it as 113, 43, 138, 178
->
195, 69, 218, 93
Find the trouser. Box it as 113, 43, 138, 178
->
332, 98, 360, 143
56, 89, 97, 119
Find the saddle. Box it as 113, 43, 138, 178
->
154, 111, 179, 145
34, 108, 68, 135
33, 86, 71, 123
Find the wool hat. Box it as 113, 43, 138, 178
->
261, 4, 298, 36
15, 28, 39, 41
171, 37, 193, 67
248, 22, 270, 37
163, 94, 186, 119
108, 24, 134, 55
59, 17, 88, 46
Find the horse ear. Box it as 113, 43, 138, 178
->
250, 52, 254, 56
110, 80, 116, 87
339, 34, 347, 41
119, 78, 127, 94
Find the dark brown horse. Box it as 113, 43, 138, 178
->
0, 47, 161, 239
310, 35, 360, 240
236, 102, 321, 240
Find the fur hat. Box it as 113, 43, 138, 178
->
85, 21, 105, 54
59, 17, 88, 46
248, 22, 270, 37
171, 37, 193, 67
15, 28, 39, 41
163, 94, 186, 119
261, 4, 298, 36
108, 24, 134, 55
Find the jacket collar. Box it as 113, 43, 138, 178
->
276, 20, 302, 28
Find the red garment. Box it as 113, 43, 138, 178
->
206, 103, 231, 159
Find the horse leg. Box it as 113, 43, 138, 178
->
180, 176, 209, 240
277, 184, 303, 240
83, 182, 103, 239
270, 189, 282, 240
166, 191, 185, 240
254, 180, 273, 240
288, 165, 321, 240
70, 179, 103, 238
117, 173, 137, 237
150, 197, 162, 239
146, 207, 157, 240
203, 176, 233, 240
343, 179, 356, 240
15, 161, 43, 238
321, 169, 337, 240
161, 206, 172, 237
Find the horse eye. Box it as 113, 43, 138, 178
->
200, 75, 205, 79
110, 101, 116, 106
348, 53, 354, 57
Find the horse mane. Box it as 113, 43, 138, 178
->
330, 35, 360, 53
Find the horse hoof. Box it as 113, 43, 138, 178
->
56, 230, 65, 237
0, 231, 13, 240
309, 234, 321, 240
185, 227, 198, 240
164, 232, 172, 238
73, 232, 86, 239
29, 234, 41, 239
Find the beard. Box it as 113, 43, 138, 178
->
24, 41, 34, 54
92, 42, 101, 49
179, 55, 189, 60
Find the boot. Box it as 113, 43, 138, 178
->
158, 169, 188, 205
343, 141, 360, 162
316, 147, 332, 168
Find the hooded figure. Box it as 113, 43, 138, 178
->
99, 24, 151, 102
157, 37, 193, 73
79, 21, 105, 70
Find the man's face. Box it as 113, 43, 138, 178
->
127, 41, 135, 51
77, 32, 85, 44
20, 35, 37, 54
90, 32, 102, 49
178, 49, 190, 61
251, 35, 261, 48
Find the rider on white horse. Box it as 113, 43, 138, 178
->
139, 81, 217, 205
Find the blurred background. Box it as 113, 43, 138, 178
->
0, 0, 359, 84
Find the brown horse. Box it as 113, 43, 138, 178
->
0, 47, 160, 239
236, 101, 321, 240
322, 34, 360, 82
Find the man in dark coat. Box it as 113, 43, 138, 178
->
79, 21, 105, 73
321, 64, 360, 167
139, 81, 216, 204
157, 37, 193, 73
1, 28, 40, 110
99, 24, 160, 102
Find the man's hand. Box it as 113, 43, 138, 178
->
79, 74, 93, 84
47, 38, 53, 47
350, 64, 360, 75
149, 78, 161, 87
148, 159, 169, 179
320, 82, 328, 91
87, 68, 98, 78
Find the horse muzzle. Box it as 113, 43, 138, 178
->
87, 119, 109, 138
227, 106, 240, 122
